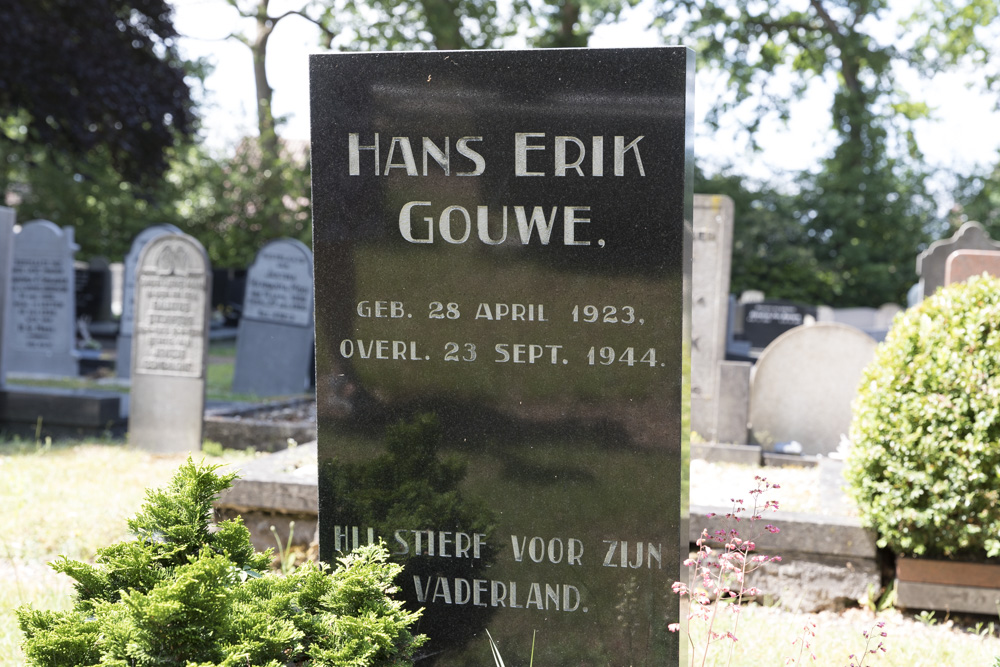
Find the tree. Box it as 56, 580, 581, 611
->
655, 0, 937, 305
0, 0, 195, 185
169, 140, 312, 268
696, 168, 834, 303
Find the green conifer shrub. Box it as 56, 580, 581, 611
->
17, 458, 425, 666
846, 274, 1000, 560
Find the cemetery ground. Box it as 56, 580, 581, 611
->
0, 345, 998, 665
2, 453, 999, 667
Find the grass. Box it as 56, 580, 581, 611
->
4, 442, 1000, 666
681, 604, 1000, 666
0, 439, 257, 667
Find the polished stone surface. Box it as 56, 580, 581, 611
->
310, 47, 693, 666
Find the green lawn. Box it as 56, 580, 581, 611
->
0, 440, 256, 667
4, 442, 1000, 666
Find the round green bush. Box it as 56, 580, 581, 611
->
846, 274, 1000, 561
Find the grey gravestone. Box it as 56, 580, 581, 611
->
716, 360, 751, 445
5, 220, 79, 377
129, 233, 211, 453
691, 194, 734, 443
0, 207, 14, 386
749, 323, 876, 457
916, 220, 1000, 299
116, 224, 182, 378
231, 238, 314, 396
310, 48, 693, 664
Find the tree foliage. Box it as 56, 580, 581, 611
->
696, 168, 832, 303
0, 0, 195, 185
656, 0, 940, 305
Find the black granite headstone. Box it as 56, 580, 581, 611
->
739, 299, 817, 351
310, 48, 693, 666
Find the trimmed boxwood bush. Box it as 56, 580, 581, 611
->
18, 458, 425, 667
846, 274, 1000, 560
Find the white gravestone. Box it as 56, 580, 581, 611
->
5, 220, 79, 377
116, 224, 182, 378
749, 322, 876, 457
691, 194, 735, 442
231, 239, 314, 396
129, 233, 211, 453
0, 207, 15, 386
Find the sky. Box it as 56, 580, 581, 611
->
171, 0, 1000, 199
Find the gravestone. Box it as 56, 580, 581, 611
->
0, 207, 14, 386
4, 220, 79, 377
739, 299, 817, 351
116, 224, 182, 378
231, 239, 314, 396
749, 323, 876, 457
129, 233, 211, 453
75, 257, 114, 323
817, 304, 902, 342
916, 220, 1000, 299
310, 48, 693, 665
691, 194, 734, 442
945, 249, 1000, 285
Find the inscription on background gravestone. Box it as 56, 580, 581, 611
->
129, 233, 211, 453
232, 238, 314, 396
739, 299, 817, 351
310, 48, 693, 665
116, 224, 182, 378
5, 220, 79, 377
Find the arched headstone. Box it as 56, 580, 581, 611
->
5, 220, 79, 377
129, 233, 211, 453
749, 323, 876, 456
232, 238, 314, 396
116, 224, 182, 378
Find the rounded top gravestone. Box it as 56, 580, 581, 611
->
231, 238, 315, 397
749, 322, 877, 457
5, 220, 80, 378
116, 223, 183, 379
129, 233, 211, 453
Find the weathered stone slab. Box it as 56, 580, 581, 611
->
690, 506, 879, 611
116, 224, 181, 378
895, 580, 1000, 615
691, 194, 734, 443
129, 233, 210, 453
0, 385, 124, 438
716, 359, 751, 445
5, 220, 79, 377
231, 239, 314, 396
749, 323, 876, 456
